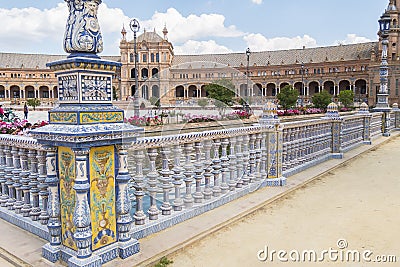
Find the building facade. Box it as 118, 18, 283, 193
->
1, 0, 400, 107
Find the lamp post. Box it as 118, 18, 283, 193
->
373, 10, 391, 136
130, 18, 140, 117
300, 62, 304, 107
245, 47, 251, 113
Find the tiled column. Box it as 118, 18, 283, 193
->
228, 136, 237, 191
183, 143, 194, 208
248, 134, 256, 183
220, 138, 229, 193
202, 140, 213, 200
68, 148, 101, 266
0, 145, 8, 207
116, 145, 140, 259
193, 142, 204, 203
172, 145, 184, 211
133, 149, 146, 225
38, 150, 49, 225
159, 146, 172, 215
211, 139, 221, 197
241, 135, 250, 186
20, 148, 32, 217
146, 148, 160, 220
11, 146, 22, 211
254, 133, 262, 181
28, 149, 41, 221
6, 147, 18, 210
42, 147, 61, 263
235, 135, 243, 188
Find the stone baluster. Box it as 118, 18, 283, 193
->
28, 149, 41, 221
20, 148, 32, 217
260, 132, 268, 180
298, 126, 305, 164
235, 135, 243, 188
172, 144, 184, 211
193, 141, 204, 203
291, 127, 299, 168
241, 135, 250, 186
211, 139, 221, 197
159, 146, 172, 215
254, 133, 262, 181
220, 138, 230, 193
202, 140, 213, 200
70, 148, 92, 261
4, 145, 15, 209
0, 144, 8, 207
289, 128, 296, 168
45, 147, 62, 252
248, 134, 256, 183
183, 143, 194, 208
146, 148, 160, 220
115, 145, 134, 244
133, 149, 146, 225
12, 146, 23, 212
282, 131, 287, 172
38, 150, 49, 225
228, 136, 237, 191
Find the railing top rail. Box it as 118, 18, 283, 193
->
130, 123, 276, 150
0, 134, 43, 150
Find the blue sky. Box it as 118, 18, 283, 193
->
0, 0, 388, 55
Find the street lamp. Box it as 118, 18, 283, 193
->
373, 10, 391, 136
245, 47, 251, 113
130, 18, 140, 117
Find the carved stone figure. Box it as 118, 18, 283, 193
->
64, 0, 103, 56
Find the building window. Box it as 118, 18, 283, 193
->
396, 79, 399, 96
156, 53, 160, 62
142, 54, 147, 63
130, 53, 134, 62
151, 53, 155, 62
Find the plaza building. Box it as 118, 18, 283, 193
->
2, 0, 400, 107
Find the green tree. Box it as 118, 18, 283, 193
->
205, 78, 236, 115
277, 85, 299, 110
312, 90, 332, 110
338, 90, 354, 108
149, 96, 161, 108
26, 98, 41, 111
197, 98, 208, 108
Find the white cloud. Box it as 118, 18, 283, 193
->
244, 33, 317, 51
0, 4, 66, 43
175, 40, 233, 55
334, 34, 372, 45
252, 0, 263, 4
140, 8, 244, 44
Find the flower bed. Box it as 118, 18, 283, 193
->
125, 110, 252, 126
277, 108, 323, 116
0, 120, 48, 135
125, 116, 163, 126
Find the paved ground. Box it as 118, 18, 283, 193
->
0, 129, 397, 266
168, 135, 400, 267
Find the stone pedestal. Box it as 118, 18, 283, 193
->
258, 102, 286, 186
31, 57, 142, 267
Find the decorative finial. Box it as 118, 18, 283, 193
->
63, 0, 103, 57
163, 24, 168, 40
121, 24, 127, 41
